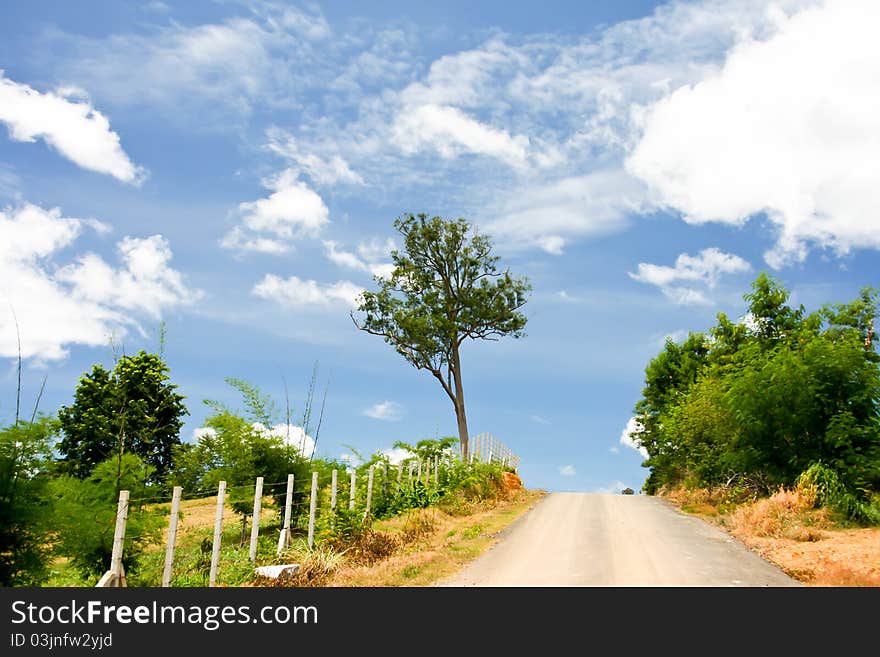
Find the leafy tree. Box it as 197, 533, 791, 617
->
352, 214, 530, 460
171, 379, 310, 541
631, 273, 880, 513
392, 436, 458, 463
56, 351, 188, 484
0, 417, 56, 585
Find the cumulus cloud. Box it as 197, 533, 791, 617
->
362, 400, 402, 421
627, 0, 880, 268
252, 422, 316, 459
193, 422, 315, 458
0, 203, 200, 362
558, 464, 576, 476
221, 169, 329, 254
629, 247, 750, 305
0, 72, 145, 183
619, 417, 648, 459
252, 274, 363, 308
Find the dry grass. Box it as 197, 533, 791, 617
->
310, 488, 545, 587
725, 487, 833, 540
661, 485, 880, 587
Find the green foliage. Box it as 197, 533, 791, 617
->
56, 351, 188, 483
169, 379, 310, 531
797, 462, 880, 525
352, 213, 530, 458
50, 453, 164, 581
0, 418, 56, 585
633, 275, 880, 518
440, 460, 505, 501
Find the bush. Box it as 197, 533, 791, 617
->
797, 462, 880, 525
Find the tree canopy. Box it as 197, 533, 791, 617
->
56, 351, 188, 484
351, 214, 530, 460
630, 273, 880, 522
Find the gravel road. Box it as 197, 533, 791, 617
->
438, 492, 800, 586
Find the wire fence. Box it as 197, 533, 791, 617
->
96, 433, 518, 587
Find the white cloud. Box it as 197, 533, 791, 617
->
594, 480, 629, 494
555, 290, 580, 304
619, 417, 648, 459
222, 169, 329, 254
381, 446, 414, 465
252, 422, 316, 459
530, 415, 551, 425
192, 427, 216, 441
627, 0, 880, 268
482, 169, 649, 253
323, 238, 395, 279
0, 203, 199, 362
362, 400, 402, 421
266, 128, 364, 185
653, 329, 689, 347
629, 247, 750, 305
57, 235, 200, 318
392, 103, 529, 168
51, 6, 331, 121
192, 422, 315, 458
252, 274, 363, 308
0, 165, 21, 201
0, 72, 145, 183
536, 236, 566, 256
609, 446, 620, 454
558, 464, 576, 476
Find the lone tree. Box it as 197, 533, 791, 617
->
351, 213, 530, 461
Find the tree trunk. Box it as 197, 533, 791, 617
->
451, 345, 470, 461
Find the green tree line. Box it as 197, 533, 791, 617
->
630, 273, 880, 523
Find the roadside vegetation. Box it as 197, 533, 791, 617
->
629, 273, 880, 585
2, 214, 537, 588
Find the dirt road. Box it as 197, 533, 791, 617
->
438, 492, 800, 586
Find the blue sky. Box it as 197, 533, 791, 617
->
1, 0, 878, 493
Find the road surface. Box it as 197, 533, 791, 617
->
438, 492, 800, 586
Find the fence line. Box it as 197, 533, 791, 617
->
98, 432, 520, 587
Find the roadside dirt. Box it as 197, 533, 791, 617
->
729, 526, 880, 586
660, 488, 880, 587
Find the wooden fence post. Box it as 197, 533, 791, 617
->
209, 481, 226, 587
408, 461, 414, 487
349, 469, 356, 510
104, 489, 130, 587
161, 486, 182, 587
248, 477, 263, 562
331, 469, 338, 512
397, 462, 403, 492
365, 465, 375, 517
434, 456, 439, 486
277, 474, 294, 556
308, 471, 318, 549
